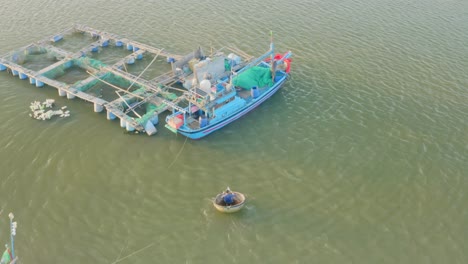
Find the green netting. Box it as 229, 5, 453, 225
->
1, 249, 11, 264
74, 57, 107, 70
232, 66, 273, 90
25, 46, 48, 56
135, 104, 159, 125
162, 92, 178, 101
73, 73, 104, 92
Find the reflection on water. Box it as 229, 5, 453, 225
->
0, 0, 467, 263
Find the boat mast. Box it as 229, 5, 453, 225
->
270, 31, 276, 81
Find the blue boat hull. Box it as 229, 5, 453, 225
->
174, 75, 288, 139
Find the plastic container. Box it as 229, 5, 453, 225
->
227, 53, 241, 66
52, 35, 63, 42
199, 115, 209, 128
169, 116, 183, 129
274, 74, 283, 82
251, 86, 260, 99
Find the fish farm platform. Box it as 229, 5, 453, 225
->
0, 24, 251, 135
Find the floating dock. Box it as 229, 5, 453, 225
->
0, 24, 245, 135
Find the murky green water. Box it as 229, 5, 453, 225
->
0, 0, 467, 263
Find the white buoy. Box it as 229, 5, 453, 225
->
93, 103, 103, 113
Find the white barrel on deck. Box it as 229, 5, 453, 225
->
66, 92, 75, 99
58, 88, 67, 96
107, 111, 116, 120
94, 103, 103, 113
120, 118, 126, 128
126, 122, 135, 132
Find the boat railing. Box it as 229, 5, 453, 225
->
162, 99, 187, 114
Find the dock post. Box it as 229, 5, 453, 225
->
126, 122, 135, 132
19, 72, 28, 80
120, 118, 126, 128
107, 111, 116, 120
58, 88, 67, 96
94, 103, 103, 113
66, 92, 76, 99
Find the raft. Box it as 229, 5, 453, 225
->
213, 188, 246, 213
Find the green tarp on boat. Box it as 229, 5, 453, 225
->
0, 249, 11, 264
233, 66, 273, 90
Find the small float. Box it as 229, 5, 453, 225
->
213, 187, 246, 213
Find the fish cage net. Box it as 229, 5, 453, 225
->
9, 46, 62, 71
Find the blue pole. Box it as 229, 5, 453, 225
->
8, 213, 14, 259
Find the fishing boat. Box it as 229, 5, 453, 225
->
165, 36, 292, 139
212, 187, 246, 213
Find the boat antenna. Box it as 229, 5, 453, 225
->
270, 30, 276, 81
270, 30, 274, 58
